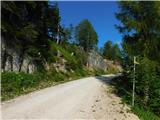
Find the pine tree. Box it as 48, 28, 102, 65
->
75, 19, 98, 52
116, 1, 160, 116
103, 41, 121, 62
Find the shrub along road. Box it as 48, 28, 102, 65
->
1, 74, 139, 120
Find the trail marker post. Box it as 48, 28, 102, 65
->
132, 56, 136, 106
132, 56, 139, 106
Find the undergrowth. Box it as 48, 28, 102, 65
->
110, 76, 160, 120
1, 68, 106, 101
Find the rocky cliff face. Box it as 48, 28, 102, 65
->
1, 37, 68, 73
2, 37, 121, 73
1, 37, 37, 73
87, 50, 108, 71
87, 50, 122, 72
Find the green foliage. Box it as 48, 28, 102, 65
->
135, 58, 160, 115
103, 40, 122, 63
110, 76, 160, 120
121, 58, 160, 116
1, 67, 107, 101
1, 72, 40, 101
116, 1, 160, 62
118, 57, 160, 116
109, 75, 132, 100
107, 65, 121, 74
72, 68, 88, 78
116, 1, 160, 117
1, 1, 62, 71
53, 73, 65, 82
75, 19, 98, 52
103, 41, 113, 60
1, 2, 99, 73
60, 24, 74, 44
48, 2, 61, 43
63, 43, 87, 68
49, 40, 78, 70
1, 71, 64, 101
93, 69, 106, 76
48, 40, 88, 70
132, 105, 160, 120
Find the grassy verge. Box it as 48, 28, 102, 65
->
1, 68, 106, 101
110, 75, 160, 120
132, 105, 160, 120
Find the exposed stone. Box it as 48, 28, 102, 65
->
1, 37, 37, 73
87, 50, 107, 71
5, 55, 12, 72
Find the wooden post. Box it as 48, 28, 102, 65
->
132, 56, 136, 106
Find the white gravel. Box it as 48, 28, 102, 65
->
1, 74, 139, 120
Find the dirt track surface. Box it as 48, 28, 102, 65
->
1, 74, 139, 120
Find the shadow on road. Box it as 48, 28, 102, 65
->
95, 74, 122, 84
95, 74, 129, 98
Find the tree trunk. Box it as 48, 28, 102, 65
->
144, 80, 149, 105
2, 44, 7, 72
9, 55, 13, 71
18, 48, 25, 72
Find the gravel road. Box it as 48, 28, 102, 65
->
1, 74, 139, 120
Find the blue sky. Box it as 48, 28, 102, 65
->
58, 1, 122, 48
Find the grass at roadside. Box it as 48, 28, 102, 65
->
132, 105, 160, 120
1, 68, 106, 102
109, 75, 160, 120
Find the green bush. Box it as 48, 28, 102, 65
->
120, 57, 160, 117
1, 72, 40, 101
49, 40, 78, 70
74, 68, 87, 76
63, 44, 87, 68
107, 65, 120, 74
110, 74, 160, 119
54, 73, 65, 82
135, 57, 160, 116
48, 40, 88, 70
1, 68, 99, 101
94, 69, 105, 76
132, 105, 160, 120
